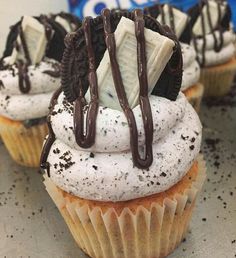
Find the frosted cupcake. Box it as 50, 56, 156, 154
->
41, 9, 206, 258
144, 3, 204, 112
0, 15, 68, 167
189, 0, 236, 97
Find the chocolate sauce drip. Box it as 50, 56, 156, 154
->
39, 15, 53, 42
0, 80, 5, 89
41, 9, 181, 174
40, 87, 62, 176
17, 60, 31, 93
102, 9, 153, 168
43, 63, 61, 78
158, 4, 166, 25
193, 0, 225, 67
168, 5, 176, 34
18, 25, 31, 65
73, 17, 99, 148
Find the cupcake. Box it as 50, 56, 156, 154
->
144, 3, 204, 112
41, 9, 206, 258
0, 15, 69, 167
188, 0, 236, 97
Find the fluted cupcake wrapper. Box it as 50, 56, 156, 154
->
0, 116, 48, 167
183, 83, 204, 114
44, 156, 206, 258
200, 57, 236, 97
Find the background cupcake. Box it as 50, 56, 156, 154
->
144, 3, 204, 112
42, 9, 206, 258
0, 15, 76, 167
189, 0, 236, 97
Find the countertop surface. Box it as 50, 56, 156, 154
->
0, 86, 236, 258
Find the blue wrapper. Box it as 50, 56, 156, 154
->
68, 0, 198, 19
68, 0, 235, 30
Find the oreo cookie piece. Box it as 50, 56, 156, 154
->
144, 4, 192, 44
61, 9, 183, 103
2, 16, 69, 62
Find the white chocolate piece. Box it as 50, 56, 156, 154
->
55, 16, 72, 32
193, 0, 226, 36
86, 17, 175, 111
157, 5, 189, 38
10, 16, 49, 65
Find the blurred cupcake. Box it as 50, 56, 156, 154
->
41, 9, 206, 258
188, 0, 236, 97
144, 3, 204, 112
0, 15, 69, 167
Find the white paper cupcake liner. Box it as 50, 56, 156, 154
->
44, 155, 206, 258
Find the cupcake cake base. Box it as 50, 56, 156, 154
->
183, 83, 204, 113
200, 57, 236, 97
44, 156, 206, 258
0, 116, 48, 167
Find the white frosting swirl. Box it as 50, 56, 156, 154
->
192, 30, 236, 67
181, 43, 200, 91
46, 92, 202, 202
0, 58, 60, 120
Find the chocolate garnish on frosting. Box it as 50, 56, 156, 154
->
189, 0, 231, 67
41, 87, 62, 176
41, 9, 182, 173
144, 3, 191, 44
0, 16, 66, 94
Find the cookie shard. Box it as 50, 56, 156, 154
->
156, 4, 189, 39
193, 0, 226, 36
86, 16, 175, 111
9, 16, 50, 65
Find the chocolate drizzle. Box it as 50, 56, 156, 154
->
41, 9, 182, 175
11, 16, 60, 93
42, 63, 61, 78
16, 24, 31, 93
102, 9, 153, 168
192, 0, 226, 67
144, 3, 191, 44
39, 15, 53, 43
18, 25, 32, 65
73, 17, 99, 148
40, 87, 62, 176
17, 60, 31, 93
0, 80, 4, 89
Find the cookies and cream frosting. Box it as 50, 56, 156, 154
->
0, 58, 60, 120
46, 92, 201, 202
192, 30, 235, 67
181, 43, 200, 91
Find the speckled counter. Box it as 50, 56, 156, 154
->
0, 86, 236, 258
